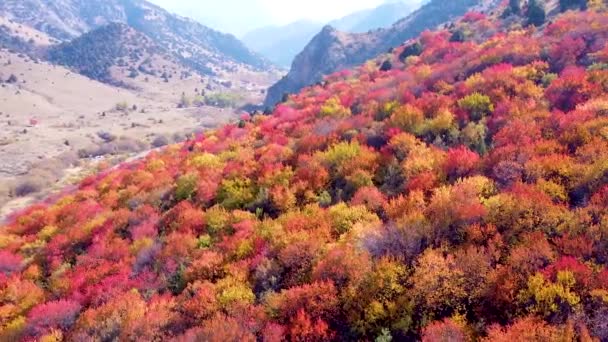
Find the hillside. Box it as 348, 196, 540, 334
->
0, 0, 272, 73
1, 1, 608, 340
47, 23, 178, 85
0, 33, 276, 219
264, 0, 491, 108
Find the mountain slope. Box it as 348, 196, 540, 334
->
264, 0, 486, 108
0, 0, 271, 73
47, 22, 178, 84
2, 3, 608, 341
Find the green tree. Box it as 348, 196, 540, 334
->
510, 0, 521, 14
458, 93, 494, 121
399, 42, 423, 61
449, 30, 466, 43
217, 177, 256, 209
175, 173, 198, 201
528, 0, 547, 27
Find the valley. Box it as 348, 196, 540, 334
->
0, 0, 282, 217
0, 44, 278, 217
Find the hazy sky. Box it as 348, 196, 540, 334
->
149, 0, 395, 36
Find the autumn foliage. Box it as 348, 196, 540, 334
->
2, 5, 608, 341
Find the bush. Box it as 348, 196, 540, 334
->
152, 135, 170, 148
97, 131, 116, 143
458, 93, 494, 121
115, 102, 129, 112
319, 97, 351, 118
217, 178, 256, 209
390, 104, 425, 135
450, 30, 466, 42
175, 173, 199, 201
204, 92, 243, 108
178, 93, 191, 108
380, 60, 393, 71
13, 177, 46, 197
528, 0, 546, 27
399, 42, 423, 61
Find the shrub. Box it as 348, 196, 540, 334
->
217, 178, 256, 209
399, 42, 423, 61
26, 300, 81, 337
0, 250, 23, 274
422, 319, 468, 342
97, 131, 116, 143
204, 92, 243, 108
319, 97, 351, 118
450, 30, 466, 42
390, 104, 425, 135
175, 173, 198, 201
13, 177, 45, 197
115, 102, 129, 112
151, 135, 170, 148
380, 60, 393, 71
328, 203, 379, 235
528, 0, 546, 26
458, 93, 494, 121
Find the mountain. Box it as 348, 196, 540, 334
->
242, 1, 421, 69
242, 20, 322, 68
330, 0, 423, 33
47, 22, 180, 85
2, 2, 608, 340
264, 0, 488, 108
0, 0, 272, 74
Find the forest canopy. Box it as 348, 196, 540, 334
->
3, 4, 608, 341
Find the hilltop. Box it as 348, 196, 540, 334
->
2, 1, 608, 341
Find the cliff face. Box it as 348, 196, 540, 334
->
264, 0, 484, 108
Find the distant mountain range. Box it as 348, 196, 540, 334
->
0, 0, 273, 75
242, 20, 322, 69
264, 0, 494, 108
242, 1, 424, 68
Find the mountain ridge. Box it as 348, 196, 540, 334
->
264, 0, 490, 108
0, 0, 273, 73
242, 1, 422, 68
